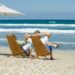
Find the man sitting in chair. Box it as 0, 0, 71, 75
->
33, 30, 58, 60
22, 30, 58, 59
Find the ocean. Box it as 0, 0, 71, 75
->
0, 20, 75, 50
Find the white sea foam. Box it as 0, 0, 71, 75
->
53, 41, 75, 44
0, 24, 75, 27
0, 28, 75, 33
0, 38, 6, 41
0, 38, 75, 45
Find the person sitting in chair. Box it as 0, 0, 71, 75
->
22, 33, 34, 58
33, 30, 58, 60
22, 30, 58, 59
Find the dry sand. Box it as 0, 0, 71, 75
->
0, 47, 75, 75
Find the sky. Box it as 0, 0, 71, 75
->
0, 0, 75, 19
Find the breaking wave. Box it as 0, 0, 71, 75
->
0, 28, 75, 33
0, 24, 75, 27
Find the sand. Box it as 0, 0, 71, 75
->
0, 47, 75, 75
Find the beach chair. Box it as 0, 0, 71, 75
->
31, 35, 51, 59
6, 34, 25, 57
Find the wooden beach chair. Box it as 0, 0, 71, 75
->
31, 35, 51, 59
6, 34, 25, 57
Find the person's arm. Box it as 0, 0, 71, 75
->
25, 35, 31, 39
40, 32, 51, 38
32, 32, 51, 38
24, 34, 32, 43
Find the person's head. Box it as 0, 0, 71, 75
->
34, 30, 40, 34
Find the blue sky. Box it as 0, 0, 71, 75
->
0, 0, 75, 19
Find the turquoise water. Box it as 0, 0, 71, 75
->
0, 20, 75, 24
0, 20, 75, 50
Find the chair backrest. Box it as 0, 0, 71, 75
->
31, 36, 49, 56
6, 34, 24, 56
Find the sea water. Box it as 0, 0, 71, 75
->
0, 20, 75, 50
